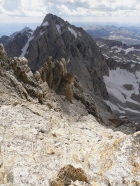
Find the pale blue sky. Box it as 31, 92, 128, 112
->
0, 0, 140, 23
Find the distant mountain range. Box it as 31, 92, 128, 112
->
83, 25, 140, 45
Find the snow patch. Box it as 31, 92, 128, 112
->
42, 21, 49, 27
135, 70, 140, 79
123, 59, 139, 64
111, 46, 140, 55
100, 44, 105, 48
68, 27, 77, 38
20, 36, 34, 57
118, 104, 140, 113
105, 100, 125, 114
111, 46, 118, 49
67, 57, 70, 63
104, 67, 140, 105
124, 47, 134, 54
56, 24, 61, 34
39, 31, 45, 37
113, 47, 123, 53
113, 56, 122, 62
109, 34, 139, 43
103, 53, 109, 59
131, 64, 135, 68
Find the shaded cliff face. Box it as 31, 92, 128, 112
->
24, 14, 108, 99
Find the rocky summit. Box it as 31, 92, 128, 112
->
0, 29, 140, 186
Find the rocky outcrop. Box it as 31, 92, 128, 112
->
0, 44, 72, 104
38, 56, 104, 118
10, 57, 49, 104
0, 44, 48, 104
52, 58, 67, 91
0, 44, 74, 104
0, 43, 8, 62
39, 57, 74, 103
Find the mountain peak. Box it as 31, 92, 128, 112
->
19, 27, 31, 34
41, 13, 66, 27
9, 27, 32, 39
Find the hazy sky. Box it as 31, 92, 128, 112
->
0, 0, 140, 24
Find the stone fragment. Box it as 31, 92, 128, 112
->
47, 149, 55, 155
50, 165, 88, 186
